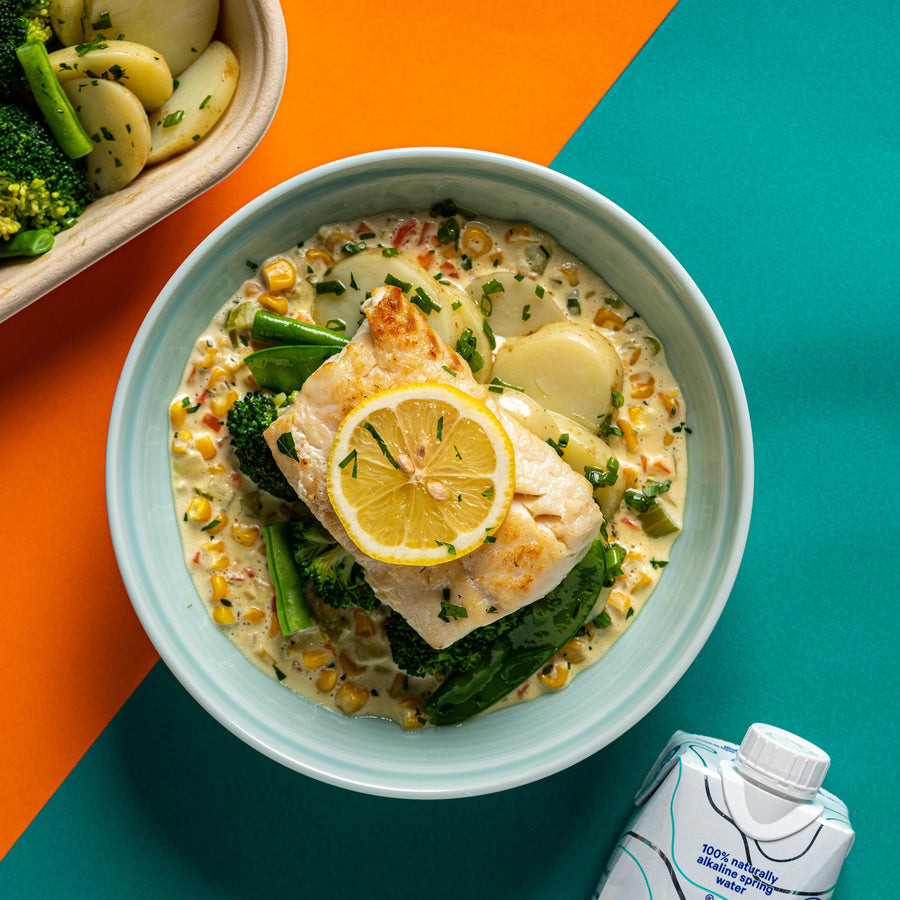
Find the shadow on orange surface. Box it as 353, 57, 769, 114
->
0, 0, 678, 861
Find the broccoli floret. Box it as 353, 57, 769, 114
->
0, 0, 51, 100
289, 520, 379, 611
225, 392, 299, 501
385, 607, 520, 679
0, 102, 92, 242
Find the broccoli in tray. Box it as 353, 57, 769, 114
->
1, 0, 93, 258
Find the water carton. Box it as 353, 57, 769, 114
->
592, 725, 854, 898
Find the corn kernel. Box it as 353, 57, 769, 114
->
594, 307, 626, 330
658, 390, 680, 418
559, 261, 580, 286
461, 224, 493, 257
629, 372, 656, 400
301, 648, 333, 670
507, 223, 532, 239
622, 466, 640, 488
403, 712, 427, 730
256, 648, 275, 667
170, 399, 188, 428
339, 652, 366, 677
206, 366, 228, 390
172, 430, 193, 455
632, 572, 653, 592
257, 291, 288, 316
209, 389, 239, 418
625, 344, 642, 366
323, 230, 353, 253
210, 574, 229, 602
198, 342, 217, 368
390, 672, 408, 699
209, 553, 229, 571
335, 681, 370, 714
269, 615, 281, 638
186, 496, 212, 523
212, 605, 236, 625
617, 418, 639, 452
244, 607, 266, 624
195, 434, 217, 461
538, 660, 569, 690
204, 515, 228, 535
353, 610, 376, 639
560, 635, 588, 664
304, 247, 333, 267
261, 257, 296, 292
607, 589, 632, 614
316, 667, 339, 693
230, 522, 260, 547
663, 432, 675, 447
627, 405, 646, 426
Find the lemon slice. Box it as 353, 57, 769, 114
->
326, 382, 515, 566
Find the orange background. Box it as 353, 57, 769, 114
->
0, 0, 677, 861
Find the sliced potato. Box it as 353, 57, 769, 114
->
62, 78, 151, 196
49, 41, 174, 111
496, 392, 624, 519
491, 321, 624, 434
311, 250, 493, 380
146, 41, 238, 165
49, 0, 86, 46
82, 0, 220, 76
466, 270, 564, 338
546, 413, 625, 520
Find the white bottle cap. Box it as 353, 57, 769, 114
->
735, 723, 830, 801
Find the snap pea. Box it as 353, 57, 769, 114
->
262, 521, 313, 635
424, 538, 607, 725
244, 345, 340, 393
251, 310, 350, 348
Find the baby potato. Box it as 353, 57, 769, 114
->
466, 271, 564, 338
491, 321, 624, 434
49, 0, 86, 46
147, 41, 238, 165
545, 412, 625, 520
81, 0, 220, 76
49, 41, 174, 111
312, 250, 493, 380
496, 392, 624, 518
62, 78, 151, 196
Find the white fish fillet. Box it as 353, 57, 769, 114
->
264, 285, 602, 648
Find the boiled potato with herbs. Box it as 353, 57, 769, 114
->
147, 41, 238, 165
62, 78, 151, 196
491, 320, 624, 434
496, 391, 624, 519
49, 41, 174, 111
312, 250, 493, 381
48, 0, 85, 46
80, 0, 220, 76
466, 271, 564, 337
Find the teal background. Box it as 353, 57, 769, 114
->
3, 0, 897, 896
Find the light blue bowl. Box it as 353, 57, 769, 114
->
106, 148, 753, 798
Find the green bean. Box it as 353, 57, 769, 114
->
16, 42, 92, 159
0, 229, 54, 258
251, 310, 350, 348
262, 521, 313, 635
424, 538, 607, 725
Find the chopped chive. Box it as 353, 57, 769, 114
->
381, 247, 400, 257
338, 448, 358, 478
411, 286, 441, 314
315, 279, 346, 295
162, 110, 184, 128
199, 94, 212, 109
362, 422, 400, 468
441, 365, 457, 377
521, 304, 531, 321
436, 415, 444, 441
384, 273, 412, 292
435, 541, 458, 557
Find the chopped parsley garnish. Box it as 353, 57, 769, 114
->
435, 541, 458, 558
438, 599, 467, 621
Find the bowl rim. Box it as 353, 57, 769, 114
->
107, 147, 754, 798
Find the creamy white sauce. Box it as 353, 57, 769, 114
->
168, 208, 687, 728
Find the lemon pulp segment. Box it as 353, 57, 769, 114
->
326, 383, 515, 565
